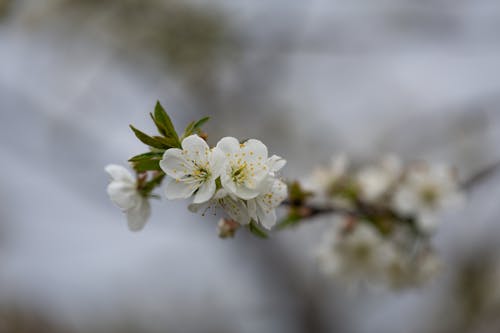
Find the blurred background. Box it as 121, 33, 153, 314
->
1, 0, 500, 332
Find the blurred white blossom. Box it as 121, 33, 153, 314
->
392, 163, 464, 233
105, 164, 150, 231
316, 221, 389, 288
356, 155, 402, 202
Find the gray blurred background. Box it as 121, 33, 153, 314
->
1, 0, 500, 332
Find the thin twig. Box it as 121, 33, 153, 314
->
462, 160, 500, 190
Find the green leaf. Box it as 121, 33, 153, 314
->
183, 116, 210, 138
154, 101, 180, 146
150, 113, 167, 137
131, 159, 162, 172
276, 214, 301, 230
141, 173, 166, 194
153, 136, 180, 148
128, 152, 163, 162
247, 221, 268, 239
129, 125, 169, 149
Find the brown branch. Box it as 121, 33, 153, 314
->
462, 160, 500, 191
280, 160, 500, 229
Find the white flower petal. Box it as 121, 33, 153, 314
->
242, 139, 268, 161
209, 147, 225, 178
165, 179, 197, 199
258, 209, 276, 230
181, 134, 210, 152
216, 136, 240, 155
222, 197, 251, 225
160, 148, 190, 178
267, 155, 287, 173
105, 164, 134, 183
107, 182, 139, 210
181, 134, 210, 162
233, 183, 261, 200
247, 198, 258, 221
193, 179, 216, 204
126, 198, 151, 232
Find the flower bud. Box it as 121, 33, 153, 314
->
217, 218, 240, 238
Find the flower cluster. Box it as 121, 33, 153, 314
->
104, 102, 475, 291
304, 155, 463, 234
302, 155, 463, 289
104, 102, 287, 236
160, 135, 287, 231
316, 219, 440, 290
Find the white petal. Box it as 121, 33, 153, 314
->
126, 198, 150, 231
267, 155, 286, 173
216, 137, 240, 155
182, 134, 210, 151
416, 212, 438, 233
247, 199, 258, 221
160, 148, 190, 178
258, 209, 277, 230
233, 183, 261, 200
222, 197, 251, 225
107, 182, 139, 210
193, 180, 216, 204
209, 147, 225, 178
220, 171, 238, 194
181, 135, 210, 162
242, 139, 268, 161
165, 179, 197, 199
188, 202, 207, 213
269, 179, 287, 208
105, 164, 134, 183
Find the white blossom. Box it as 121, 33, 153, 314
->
160, 134, 224, 204
216, 137, 272, 200
357, 155, 402, 202
188, 189, 252, 225
392, 163, 463, 232
304, 154, 348, 194
105, 164, 151, 231
247, 178, 288, 229
316, 221, 389, 288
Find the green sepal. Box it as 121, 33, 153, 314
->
247, 220, 268, 239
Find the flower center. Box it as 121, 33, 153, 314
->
421, 185, 438, 205
231, 162, 248, 184
187, 161, 211, 183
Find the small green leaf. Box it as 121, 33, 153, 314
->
247, 221, 268, 239
131, 159, 162, 172
128, 152, 163, 162
276, 214, 301, 230
154, 101, 180, 146
141, 173, 166, 194
150, 113, 167, 137
153, 136, 180, 148
130, 125, 169, 149
183, 116, 210, 138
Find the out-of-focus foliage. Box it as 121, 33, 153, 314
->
52, 0, 240, 92
0, 0, 11, 18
